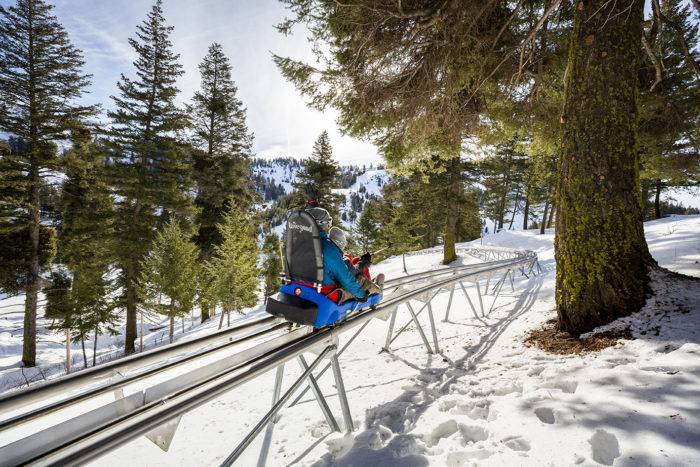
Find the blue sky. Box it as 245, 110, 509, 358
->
36, 0, 381, 165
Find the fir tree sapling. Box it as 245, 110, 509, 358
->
139, 219, 198, 344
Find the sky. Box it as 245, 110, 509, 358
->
40, 0, 382, 166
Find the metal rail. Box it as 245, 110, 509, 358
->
0, 246, 538, 466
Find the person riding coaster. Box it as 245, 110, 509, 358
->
265, 207, 383, 328
327, 226, 384, 302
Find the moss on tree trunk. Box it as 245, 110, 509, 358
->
556, 0, 653, 335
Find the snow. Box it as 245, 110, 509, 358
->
30, 215, 687, 466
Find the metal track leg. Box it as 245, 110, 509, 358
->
271, 365, 285, 423
388, 290, 440, 348
383, 308, 398, 352
458, 281, 479, 319
487, 272, 507, 316
330, 352, 354, 432
443, 284, 455, 322
508, 270, 515, 292
222, 346, 334, 467
298, 355, 340, 432
289, 320, 370, 408
426, 301, 440, 354
485, 277, 491, 295
405, 301, 434, 354
476, 280, 485, 317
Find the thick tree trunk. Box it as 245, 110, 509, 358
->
556, 0, 652, 335
654, 180, 662, 219
22, 161, 40, 367
540, 199, 549, 235
522, 195, 530, 230
443, 156, 461, 264
200, 302, 210, 323
123, 265, 137, 355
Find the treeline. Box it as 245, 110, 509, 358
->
0, 0, 285, 365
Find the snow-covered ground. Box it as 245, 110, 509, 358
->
70, 215, 699, 466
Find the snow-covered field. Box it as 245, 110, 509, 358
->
69, 215, 698, 466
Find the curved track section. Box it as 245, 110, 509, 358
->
0, 246, 538, 466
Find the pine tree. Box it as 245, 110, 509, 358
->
291, 131, 343, 220
639, 0, 700, 219
190, 42, 254, 322
261, 226, 282, 300
106, 0, 193, 354
355, 200, 381, 253
207, 204, 259, 329
556, 0, 652, 334
45, 128, 118, 367
140, 219, 199, 344
0, 0, 94, 366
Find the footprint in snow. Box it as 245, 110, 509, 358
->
502, 435, 531, 452
446, 449, 493, 466
424, 419, 459, 447
543, 379, 578, 394
534, 406, 555, 424
458, 424, 489, 445
527, 365, 545, 377
588, 429, 621, 466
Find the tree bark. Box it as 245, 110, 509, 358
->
508, 189, 521, 230
654, 180, 662, 219
443, 156, 461, 264
522, 194, 530, 230
81, 336, 87, 369
169, 316, 174, 344
22, 160, 40, 367
200, 302, 210, 323
556, 0, 652, 335
547, 203, 556, 228
123, 265, 137, 354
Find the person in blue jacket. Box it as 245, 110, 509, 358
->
306, 206, 366, 302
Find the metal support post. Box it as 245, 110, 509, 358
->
485, 276, 491, 295
475, 280, 485, 317
330, 352, 354, 432
270, 365, 285, 423
458, 281, 479, 319
487, 272, 508, 316
508, 269, 515, 292
443, 284, 455, 322
383, 309, 398, 352
405, 301, 434, 354
289, 320, 370, 408
426, 301, 440, 354
297, 356, 340, 432
388, 289, 440, 348
221, 346, 334, 467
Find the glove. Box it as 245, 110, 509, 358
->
357, 252, 372, 271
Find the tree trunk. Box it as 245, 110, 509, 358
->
200, 302, 210, 323
123, 264, 137, 354
22, 161, 41, 367
443, 156, 461, 264
540, 199, 549, 235
169, 316, 174, 344
522, 195, 530, 230
556, 0, 652, 335
508, 189, 521, 230
654, 180, 662, 219
92, 328, 98, 367
547, 203, 556, 228
81, 336, 87, 369
218, 308, 226, 330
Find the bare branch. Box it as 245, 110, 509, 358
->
641, 34, 663, 91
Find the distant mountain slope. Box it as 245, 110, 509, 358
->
251, 157, 389, 227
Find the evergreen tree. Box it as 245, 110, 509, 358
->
355, 200, 381, 253
106, 0, 193, 354
139, 219, 199, 344
639, 0, 700, 219
557, 0, 652, 334
261, 226, 282, 300
45, 128, 118, 367
0, 0, 94, 365
291, 131, 343, 220
207, 204, 259, 329
190, 42, 254, 322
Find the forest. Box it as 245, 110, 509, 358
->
0, 0, 698, 373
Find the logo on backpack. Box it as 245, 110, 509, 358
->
289, 222, 313, 234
